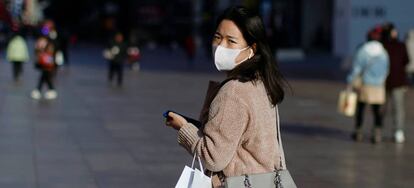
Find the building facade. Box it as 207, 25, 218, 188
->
334, 0, 414, 57
249, 0, 414, 58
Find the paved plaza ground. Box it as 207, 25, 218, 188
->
0, 44, 413, 188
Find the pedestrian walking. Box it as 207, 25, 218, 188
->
347, 26, 389, 144
382, 23, 409, 143
406, 29, 414, 84
127, 32, 141, 71
103, 32, 127, 87
165, 6, 296, 188
184, 34, 196, 69
42, 20, 65, 67
31, 37, 58, 100
6, 30, 29, 82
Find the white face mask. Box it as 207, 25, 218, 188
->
212, 45, 253, 71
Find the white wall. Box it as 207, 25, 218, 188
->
348, 0, 387, 55
333, 0, 351, 57
334, 0, 414, 57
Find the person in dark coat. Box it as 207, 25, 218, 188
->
382, 23, 409, 143
103, 32, 127, 87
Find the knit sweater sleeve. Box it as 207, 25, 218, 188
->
178, 85, 249, 172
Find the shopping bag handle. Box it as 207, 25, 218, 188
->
191, 153, 204, 171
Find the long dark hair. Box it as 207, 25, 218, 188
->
381, 22, 396, 42
216, 6, 286, 105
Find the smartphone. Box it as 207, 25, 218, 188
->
163, 110, 202, 128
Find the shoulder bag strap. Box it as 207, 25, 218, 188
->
275, 105, 287, 170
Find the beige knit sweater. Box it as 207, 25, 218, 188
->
178, 80, 281, 187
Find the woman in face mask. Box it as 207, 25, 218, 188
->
165, 6, 288, 187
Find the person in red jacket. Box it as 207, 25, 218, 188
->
31, 37, 58, 100
381, 23, 409, 143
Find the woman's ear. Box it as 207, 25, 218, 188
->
252, 43, 257, 53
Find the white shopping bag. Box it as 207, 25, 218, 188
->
192, 168, 211, 188
175, 166, 195, 188
175, 154, 212, 188
338, 90, 357, 117
55, 51, 65, 66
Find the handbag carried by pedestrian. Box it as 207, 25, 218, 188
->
224, 107, 297, 188
338, 90, 358, 117
175, 153, 212, 188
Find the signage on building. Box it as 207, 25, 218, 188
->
352, 6, 386, 18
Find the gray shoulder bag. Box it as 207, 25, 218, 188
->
225, 106, 297, 188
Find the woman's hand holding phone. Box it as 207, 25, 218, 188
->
164, 111, 188, 130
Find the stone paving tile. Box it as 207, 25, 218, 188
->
1, 50, 414, 188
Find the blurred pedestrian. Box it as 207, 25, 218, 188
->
165, 6, 294, 188
6, 30, 29, 83
127, 46, 141, 71
41, 19, 65, 67
184, 34, 196, 69
406, 29, 414, 84
41, 19, 65, 79
59, 28, 71, 66
103, 32, 127, 87
31, 37, 58, 100
127, 32, 141, 71
347, 26, 389, 144
382, 23, 409, 143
